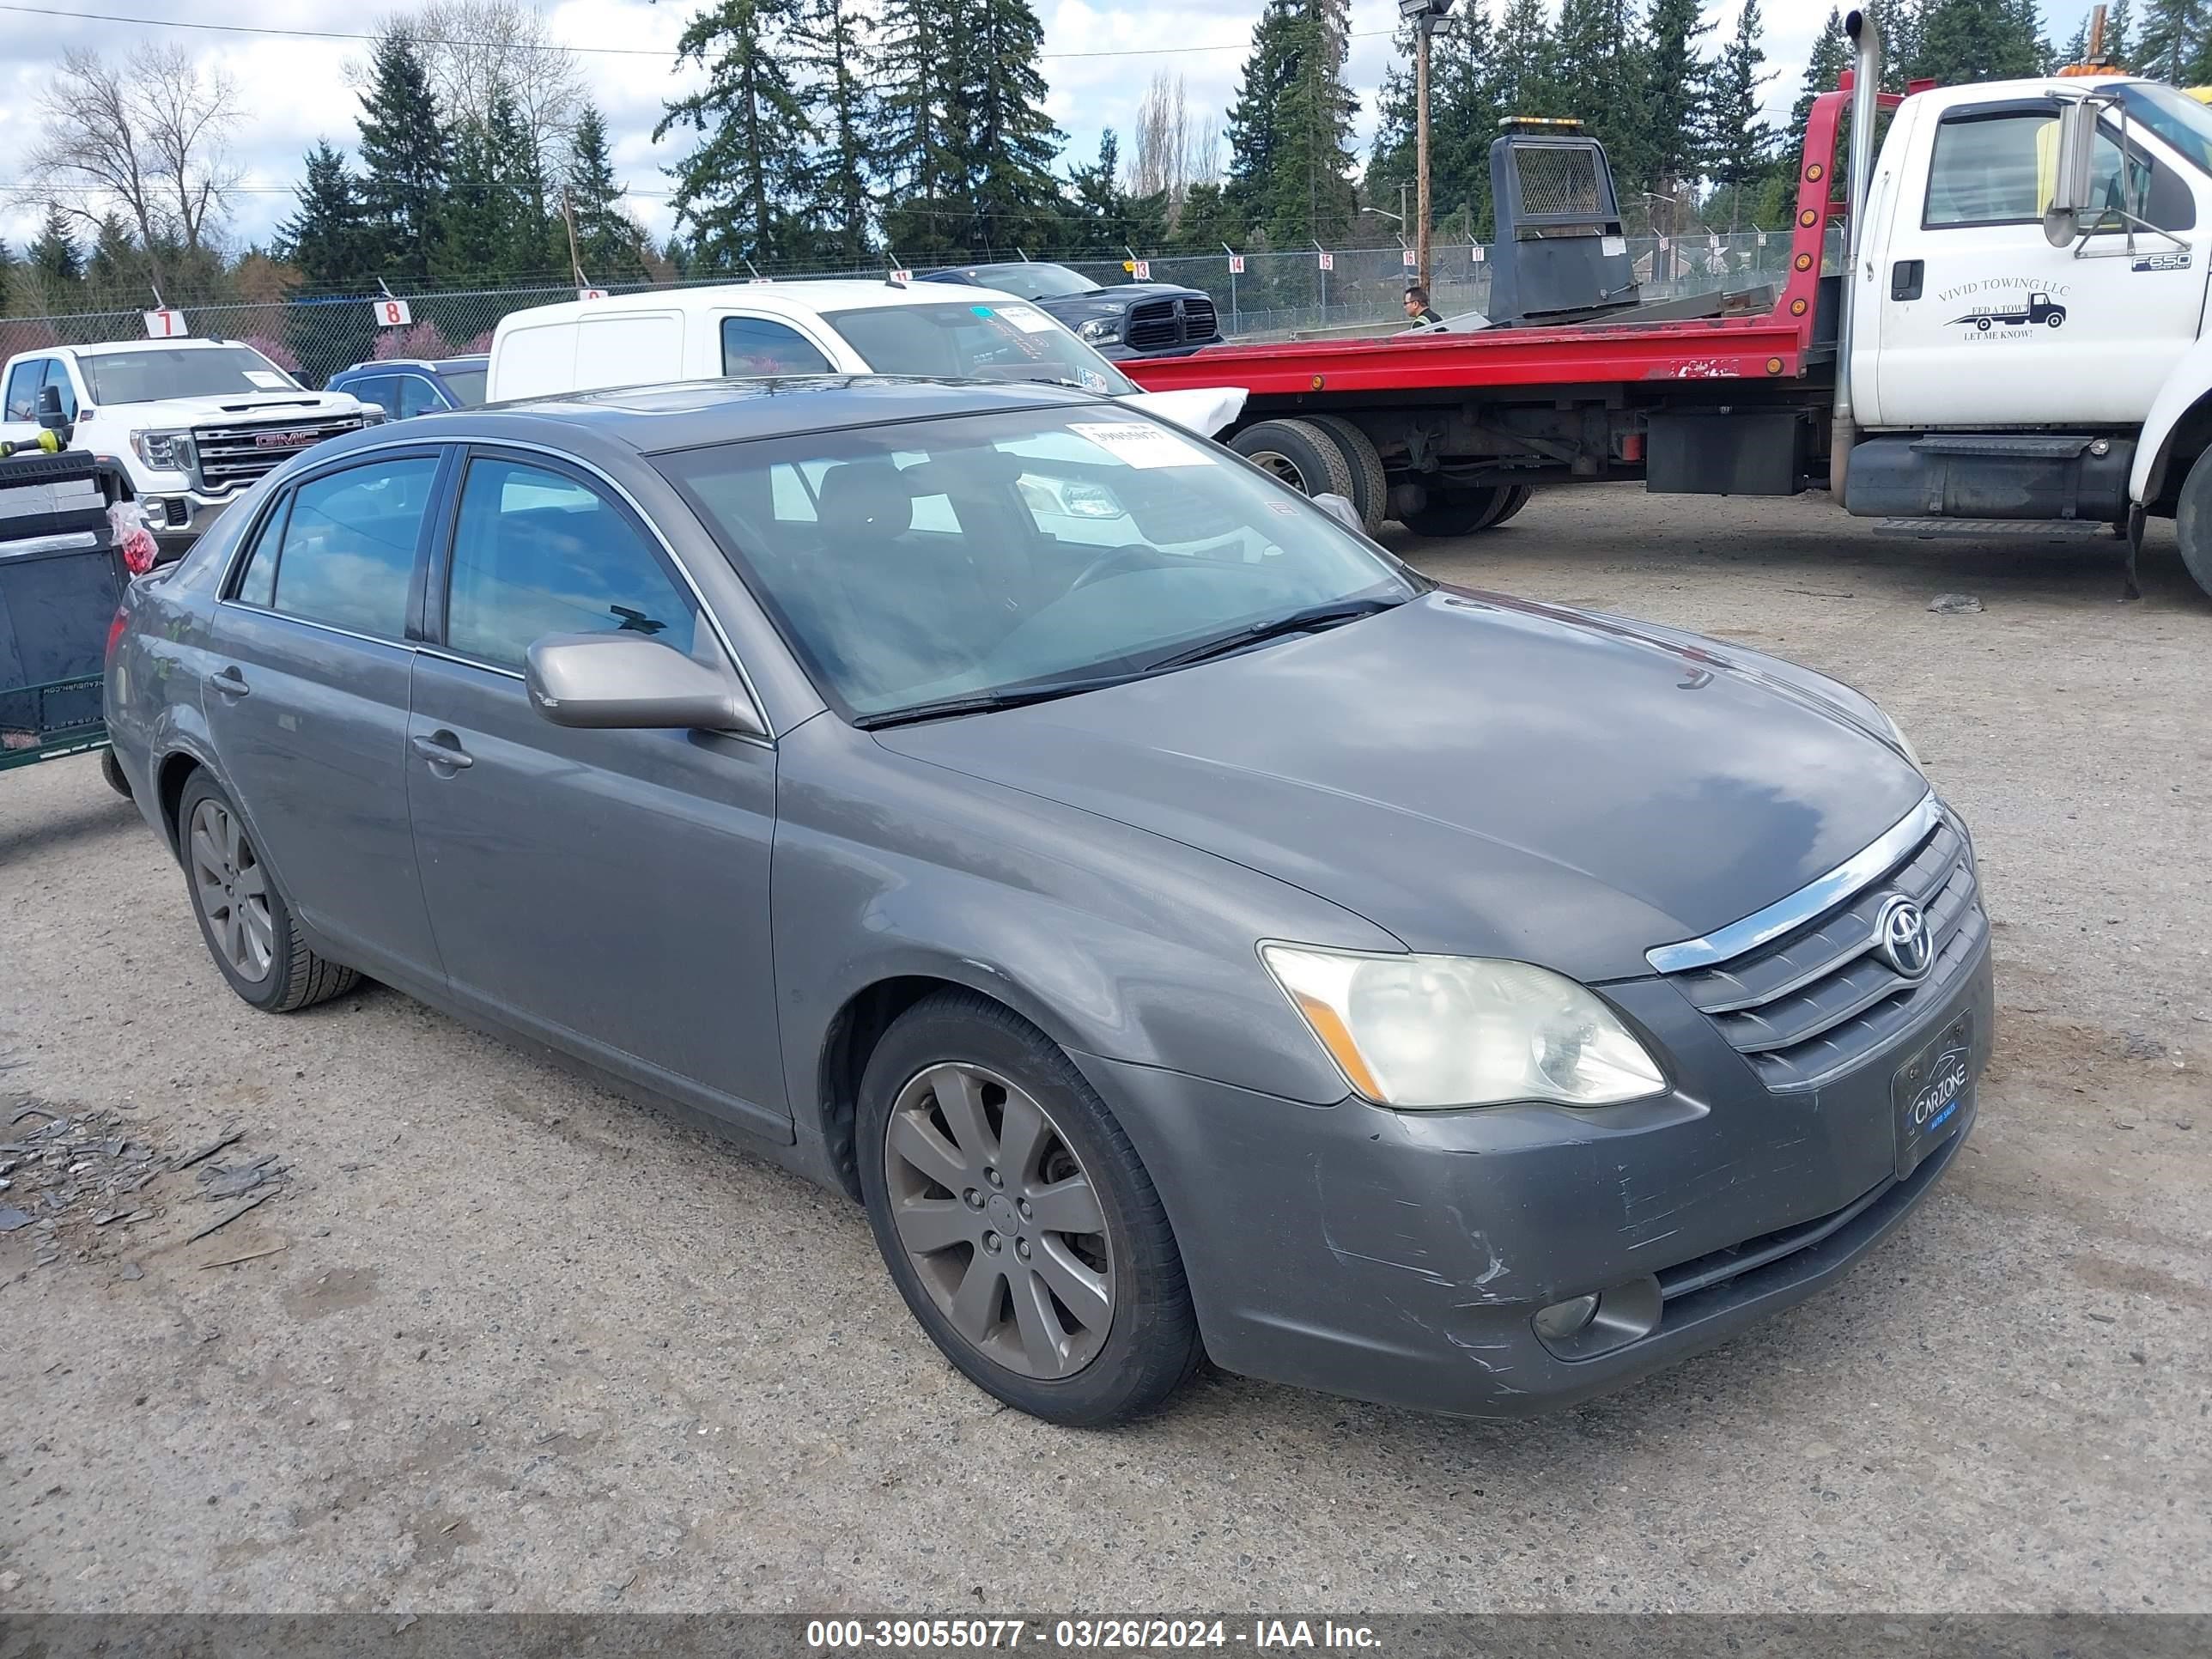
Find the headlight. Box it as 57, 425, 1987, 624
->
1261, 945, 1667, 1109
1079, 318, 1121, 343
130, 429, 190, 471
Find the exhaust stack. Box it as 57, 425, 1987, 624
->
1831, 6, 1884, 499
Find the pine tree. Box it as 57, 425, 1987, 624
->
655, 0, 817, 270
1267, 0, 1360, 246
791, 0, 880, 265
1067, 130, 1129, 245
356, 30, 451, 282
488, 85, 556, 276
1553, 0, 1644, 176
877, 0, 964, 257
1640, 0, 1714, 226
278, 142, 373, 289
1909, 0, 2048, 82
2136, 0, 2210, 81
1792, 7, 1850, 131
83, 213, 142, 301
954, 0, 1065, 252
1705, 0, 1776, 217
27, 204, 82, 287
1433, 4, 1504, 235
438, 112, 513, 281
1492, 0, 1558, 118
566, 104, 647, 281
1225, 0, 1304, 238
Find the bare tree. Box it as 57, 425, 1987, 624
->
412, 0, 586, 175
1187, 115, 1224, 189
23, 42, 240, 283
1127, 71, 1192, 204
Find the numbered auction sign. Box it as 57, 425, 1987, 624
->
142, 308, 186, 338
1401, 248, 1417, 268
1227, 254, 1245, 275
1131, 259, 1151, 280
373, 297, 414, 327
1317, 251, 1334, 270
1471, 244, 1486, 263
576, 287, 607, 301
888, 269, 913, 285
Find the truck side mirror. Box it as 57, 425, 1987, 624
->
2044, 99, 2099, 247
34, 382, 70, 440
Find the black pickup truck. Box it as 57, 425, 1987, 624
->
918, 261, 1223, 359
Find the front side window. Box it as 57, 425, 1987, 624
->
1925, 106, 2191, 230
41, 361, 78, 419
822, 305, 1139, 396
268, 458, 440, 638
658, 408, 1414, 720
443, 456, 696, 670
5, 359, 49, 422
721, 316, 836, 376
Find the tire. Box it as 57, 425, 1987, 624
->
1976, 317, 1991, 331
2170, 445, 2212, 600
855, 990, 1203, 1426
1486, 484, 1536, 528
177, 772, 359, 1014
2046, 312, 2064, 328
1228, 418, 1357, 504
1307, 416, 1388, 534
1401, 487, 1504, 538
100, 750, 132, 800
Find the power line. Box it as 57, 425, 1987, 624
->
0, 3, 1395, 62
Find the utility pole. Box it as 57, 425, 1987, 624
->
1400, 0, 1455, 294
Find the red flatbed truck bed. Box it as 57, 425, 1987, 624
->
1118, 89, 1870, 536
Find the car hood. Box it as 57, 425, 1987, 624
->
1039, 283, 1205, 317
872, 591, 1929, 981
102, 392, 363, 425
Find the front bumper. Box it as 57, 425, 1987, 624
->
1074, 935, 1993, 1418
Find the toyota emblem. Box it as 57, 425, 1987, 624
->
1874, 895, 1934, 981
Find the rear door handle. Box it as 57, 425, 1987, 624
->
410, 732, 474, 771
210, 666, 250, 699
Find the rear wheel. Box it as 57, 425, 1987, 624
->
1486, 484, 1535, 528
100, 750, 132, 800
1227, 418, 1356, 504
1307, 416, 1388, 535
178, 773, 359, 1013
2172, 446, 2212, 599
856, 991, 1202, 1425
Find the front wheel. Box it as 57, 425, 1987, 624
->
2171, 446, 2212, 600
856, 992, 1202, 1425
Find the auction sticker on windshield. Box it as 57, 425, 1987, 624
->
1070, 422, 1213, 469
1000, 305, 1060, 334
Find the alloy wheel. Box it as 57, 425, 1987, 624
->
883, 1062, 1116, 1379
188, 797, 275, 984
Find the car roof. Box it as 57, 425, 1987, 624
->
62, 337, 251, 358
313, 375, 1111, 460
495, 279, 1029, 333
334, 356, 489, 376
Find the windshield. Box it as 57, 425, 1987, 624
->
657, 407, 1415, 720
963, 264, 1103, 300
439, 367, 487, 406
80, 345, 301, 404
2112, 82, 2212, 176
823, 304, 1140, 396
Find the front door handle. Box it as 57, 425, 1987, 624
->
410, 732, 474, 771
1891, 259, 1924, 301
210, 666, 250, 699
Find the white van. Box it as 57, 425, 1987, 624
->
485, 280, 1243, 436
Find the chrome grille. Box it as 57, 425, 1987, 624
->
1664, 811, 1985, 1091
190, 414, 365, 495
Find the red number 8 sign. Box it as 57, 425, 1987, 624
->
372, 298, 414, 327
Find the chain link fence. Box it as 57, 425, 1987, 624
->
0, 232, 1809, 391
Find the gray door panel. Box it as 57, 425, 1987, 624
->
404, 652, 788, 1135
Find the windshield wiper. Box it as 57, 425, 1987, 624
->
1142, 597, 1406, 674
854, 672, 1144, 730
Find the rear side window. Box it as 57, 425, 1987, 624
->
267, 459, 440, 638
720, 317, 834, 376
397, 375, 443, 418
231, 497, 289, 609
442, 456, 696, 670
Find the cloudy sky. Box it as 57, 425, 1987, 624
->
0, 0, 2098, 261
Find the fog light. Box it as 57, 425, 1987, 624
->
1533, 1293, 1599, 1342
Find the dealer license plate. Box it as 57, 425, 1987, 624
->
1893, 1010, 1972, 1179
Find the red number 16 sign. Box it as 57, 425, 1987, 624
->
372, 298, 414, 327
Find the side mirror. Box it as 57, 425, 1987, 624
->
2044, 98, 2100, 247
1312, 491, 1363, 534
525, 633, 764, 737
34, 383, 71, 440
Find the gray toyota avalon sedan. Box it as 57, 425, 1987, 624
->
105, 377, 1991, 1425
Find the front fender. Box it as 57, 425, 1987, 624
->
2130, 336, 2212, 503
769, 715, 1400, 1126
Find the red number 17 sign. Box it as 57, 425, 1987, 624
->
372, 298, 414, 327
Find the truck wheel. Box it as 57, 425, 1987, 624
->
1486, 485, 1535, 528
2172, 446, 2212, 599
1228, 419, 1355, 504
1307, 416, 1388, 534
1403, 488, 1511, 538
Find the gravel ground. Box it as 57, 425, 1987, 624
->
2, 487, 2207, 1615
